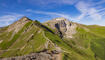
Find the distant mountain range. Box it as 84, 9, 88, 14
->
0, 16, 105, 60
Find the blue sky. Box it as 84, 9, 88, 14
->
0, 0, 105, 27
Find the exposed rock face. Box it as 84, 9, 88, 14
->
7, 16, 31, 33
0, 50, 61, 60
44, 17, 77, 38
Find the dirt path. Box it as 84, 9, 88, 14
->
43, 31, 63, 60
42, 31, 55, 48
56, 53, 62, 60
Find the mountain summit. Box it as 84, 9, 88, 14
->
44, 17, 77, 38
7, 16, 31, 33
0, 17, 105, 60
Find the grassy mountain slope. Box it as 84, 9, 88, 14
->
68, 25, 105, 60
66, 25, 105, 60
44, 19, 105, 60
0, 17, 71, 59
0, 17, 105, 60
0, 18, 54, 57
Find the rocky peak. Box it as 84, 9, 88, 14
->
7, 16, 31, 33
19, 16, 31, 22
44, 17, 77, 38
53, 17, 67, 21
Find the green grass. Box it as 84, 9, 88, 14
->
72, 26, 105, 60
0, 21, 33, 50
44, 30, 71, 50
0, 21, 47, 57
86, 25, 105, 37
0, 20, 105, 60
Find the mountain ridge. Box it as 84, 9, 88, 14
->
0, 17, 105, 60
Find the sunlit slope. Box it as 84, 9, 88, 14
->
44, 19, 105, 60
0, 18, 71, 59
0, 21, 47, 57
0, 17, 105, 60
62, 24, 105, 60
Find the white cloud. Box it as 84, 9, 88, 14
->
88, 8, 102, 20
97, 8, 105, 13
76, 13, 86, 20
0, 13, 23, 27
75, 1, 102, 21
75, 1, 89, 13
94, 0, 105, 5
35, 11, 71, 19
26, 0, 105, 22
100, 11, 105, 16
26, 9, 73, 20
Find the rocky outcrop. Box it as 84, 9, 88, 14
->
44, 17, 77, 38
7, 16, 31, 33
0, 50, 61, 60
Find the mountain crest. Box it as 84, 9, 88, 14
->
7, 16, 31, 32
0, 17, 105, 60
53, 17, 67, 21
44, 17, 77, 38
17, 16, 31, 22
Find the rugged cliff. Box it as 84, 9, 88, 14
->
44, 17, 77, 38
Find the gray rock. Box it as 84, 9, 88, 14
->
0, 50, 61, 60
44, 17, 77, 38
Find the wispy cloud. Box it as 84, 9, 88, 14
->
75, 1, 103, 21
27, 0, 78, 7
26, 9, 73, 20
94, 0, 105, 5
26, 0, 105, 21
0, 13, 23, 27
25, 0, 105, 24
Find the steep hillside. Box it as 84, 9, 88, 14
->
0, 17, 60, 58
44, 17, 105, 60
0, 17, 73, 60
0, 17, 105, 60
